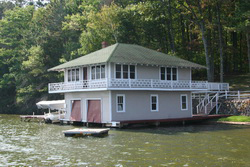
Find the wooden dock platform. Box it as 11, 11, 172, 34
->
20, 115, 45, 122
63, 128, 109, 137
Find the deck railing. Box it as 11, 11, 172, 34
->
48, 78, 229, 93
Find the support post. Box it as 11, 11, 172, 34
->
238, 90, 240, 100
225, 90, 227, 99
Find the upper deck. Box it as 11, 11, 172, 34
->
48, 78, 229, 93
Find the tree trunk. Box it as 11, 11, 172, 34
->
232, 32, 238, 72
167, 0, 175, 53
200, 23, 212, 81
247, 32, 250, 72
207, 6, 214, 82
197, 0, 212, 81
216, 1, 224, 82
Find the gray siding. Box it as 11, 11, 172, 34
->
65, 91, 111, 123
178, 68, 191, 80
109, 63, 191, 80
111, 90, 192, 121
137, 65, 159, 79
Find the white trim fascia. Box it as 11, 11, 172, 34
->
176, 67, 179, 81
109, 62, 112, 79
109, 90, 112, 122
135, 64, 138, 79
49, 88, 208, 94
180, 94, 188, 110
70, 98, 82, 121
190, 67, 192, 80
116, 94, 125, 113
190, 92, 193, 116
49, 88, 108, 94
85, 98, 102, 123
107, 88, 207, 91
150, 94, 159, 112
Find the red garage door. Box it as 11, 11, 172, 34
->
70, 100, 81, 122
87, 100, 101, 123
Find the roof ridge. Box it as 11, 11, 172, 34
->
106, 43, 119, 62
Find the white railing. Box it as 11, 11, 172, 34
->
48, 79, 229, 93
196, 93, 219, 115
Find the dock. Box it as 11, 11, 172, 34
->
20, 115, 45, 122
63, 128, 109, 137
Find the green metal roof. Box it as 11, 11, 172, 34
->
48, 43, 206, 71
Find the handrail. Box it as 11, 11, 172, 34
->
48, 79, 229, 93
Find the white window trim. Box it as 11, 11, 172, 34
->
114, 64, 137, 79
180, 94, 188, 110
90, 64, 106, 80
150, 94, 158, 112
159, 67, 178, 81
116, 94, 125, 112
67, 68, 80, 82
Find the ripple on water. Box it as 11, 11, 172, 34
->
1, 115, 250, 166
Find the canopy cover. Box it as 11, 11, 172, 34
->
36, 100, 65, 110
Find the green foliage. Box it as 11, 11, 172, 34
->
217, 116, 250, 122
0, 0, 249, 114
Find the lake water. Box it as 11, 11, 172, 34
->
0, 114, 250, 166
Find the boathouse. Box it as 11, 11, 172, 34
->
48, 43, 229, 127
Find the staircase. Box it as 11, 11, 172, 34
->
196, 93, 220, 115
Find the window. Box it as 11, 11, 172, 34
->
130, 65, 135, 79
160, 67, 178, 81
101, 65, 105, 78
68, 69, 71, 82
115, 64, 136, 79
76, 69, 79, 81
68, 68, 80, 82
91, 65, 105, 80
150, 95, 158, 112
160, 67, 165, 80
117, 94, 125, 112
116, 65, 122, 79
96, 66, 100, 79
123, 65, 129, 79
181, 94, 188, 110
167, 68, 171, 80
172, 68, 177, 80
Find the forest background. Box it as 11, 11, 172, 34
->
0, 0, 249, 114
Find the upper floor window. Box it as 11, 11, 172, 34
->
160, 67, 177, 81
181, 94, 188, 110
115, 64, 136, 79
68, 68, 80, 82
91, 65, 105, 80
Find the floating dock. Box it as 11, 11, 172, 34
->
63, 128, 109, 137
20, 115, 45, 122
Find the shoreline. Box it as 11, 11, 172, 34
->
211, 121, 250, 125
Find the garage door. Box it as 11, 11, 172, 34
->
70, 100, 81, 121
87, 100, 101, 123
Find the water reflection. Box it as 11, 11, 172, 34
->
0, 114, 250, 166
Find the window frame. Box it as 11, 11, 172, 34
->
67, 68, 80, 82
90, 64, 106, 80
115, 64, 137, 79
150, 94, 158, 112
159, 67, 178, 81
180, 94, 188, 110
116, 94, 125, 112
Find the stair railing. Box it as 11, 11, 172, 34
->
204, 93, 219, 114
